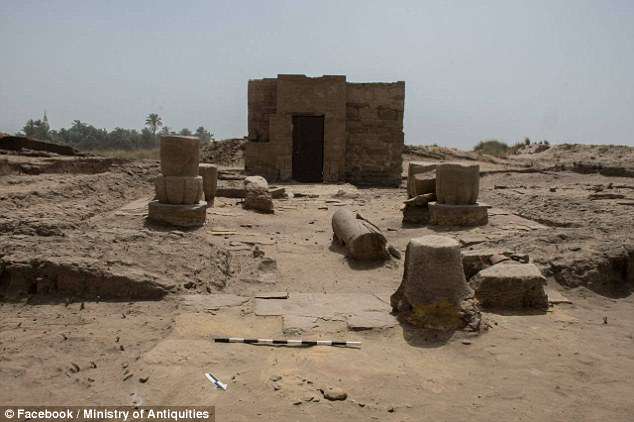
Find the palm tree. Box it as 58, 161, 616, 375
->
145, 113, 163, 136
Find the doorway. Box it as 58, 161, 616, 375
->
292, 115, 324, 182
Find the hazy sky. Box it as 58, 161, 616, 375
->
1, 0, 633, 147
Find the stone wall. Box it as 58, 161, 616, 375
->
245, 75, 404, 186
345, 82, 404, 186
274, 75, 347, 182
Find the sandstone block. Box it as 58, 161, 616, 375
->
402, 204, 430, 225
160, 136, 200, 177
470, 263, 548, 310
391, 235, 475, 330
429, 202, 488, 226
148, 200, 207, 227
413, 173, 436, 196
198, 164, 218, 205
243, 176, 273, 213
154, 176, 203, 205
436, 162, 480, 205
407, 162, 436, 198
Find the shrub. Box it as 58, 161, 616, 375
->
473, 139, 510, 157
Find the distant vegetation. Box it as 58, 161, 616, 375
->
16, 112, 214, 151
473, 139, 510, 157
474, 138, 550, 157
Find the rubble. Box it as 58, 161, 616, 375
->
243, 176, 274, 213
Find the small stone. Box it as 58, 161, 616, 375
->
243, 176, 274, 213
139, 376, 149, 383
321, 386, 347, 401
388, 245, 401, 259
269, 375, 282, 382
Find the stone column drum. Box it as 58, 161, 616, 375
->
430, 162, 488, 226
435, 162, 479, 205
148, 136, 207, 227
391, 235, 479, 330
199, 163, 218, 206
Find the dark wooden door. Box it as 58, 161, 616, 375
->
292, 115, 324, 182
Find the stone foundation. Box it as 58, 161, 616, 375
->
429, 203, 488, 226
148, 201, 207, 227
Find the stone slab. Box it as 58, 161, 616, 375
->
255, 291, 289, 299
148, 200, 207, 227
179, 294, 249, 311
429, 202, 488, 226
347, 311, 398, 330
254, 293, 393, 331
545, 287, 572, 305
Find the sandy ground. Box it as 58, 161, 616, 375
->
1, 150, 634, 421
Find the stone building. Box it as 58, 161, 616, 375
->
245, 74, 404, 186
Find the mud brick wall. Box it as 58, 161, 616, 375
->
245, 75, 404, 186
274, 75, 347, 182
345, 82, 405, 186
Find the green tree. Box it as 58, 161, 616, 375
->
179, 128, 192, 136
22, 111, 50, 140
195, 126, 213, 143
145, 113, 163, 136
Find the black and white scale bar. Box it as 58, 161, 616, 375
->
214, 337, 361, 348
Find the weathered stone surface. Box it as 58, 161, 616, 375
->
436, 162, 480, 205
332, 209, 387, 260
347, 311, 398, 330
391, 235, 476, 330
154, 176, 203, 205
216, 179, 246, 198
407, 162, 436, 197
470, 263, 548, 310
321, 386, 347, 401
429, 202, 488, 226
402, 204, 430, 225
269, 186, 286, 199
243, 176, 274, 213
462, 249, 501, 279
180, 294, 249, 311
404, 192, 436, 207
198, 164, 218, 205
148, 200, 207, 227
413, 173, 436, 197
160, 136, 200, 177
0, 255, 174, 300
